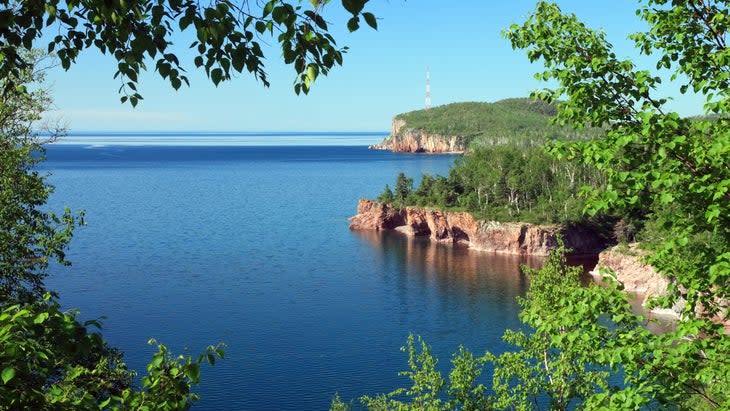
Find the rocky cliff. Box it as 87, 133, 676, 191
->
351, 200, 729, 329
349, 199, 605, 255
591, 246, 729, 330
589, 245, 681, 319
351, 200, 730, 329
369, 119, 467, 153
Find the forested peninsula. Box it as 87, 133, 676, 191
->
354, 97, 689, 321
363, 99, 612, 227
370, 98, 602, 153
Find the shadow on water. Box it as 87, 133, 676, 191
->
353, 229, 536, 340
355, 229, 535, 296
354, 229, 599, 299
354, 230, 675, 335
351, 229, 676, 410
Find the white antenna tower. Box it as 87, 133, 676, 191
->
425, 66, 431, 110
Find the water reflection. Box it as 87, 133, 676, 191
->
355, 230, 674, 335
355, 230, 536, 333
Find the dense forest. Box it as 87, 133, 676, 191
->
391, 98, 604, 150
380, 98, 613, 229
379, 146, 607, 227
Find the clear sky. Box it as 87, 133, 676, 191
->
42, 1, 707, 132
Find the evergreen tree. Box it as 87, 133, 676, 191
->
378, 184, 395, 204
394, 172, 414, 204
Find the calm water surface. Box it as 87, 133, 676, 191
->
43, 139, 535, 410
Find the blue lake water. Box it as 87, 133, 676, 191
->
42, 135, 534, 410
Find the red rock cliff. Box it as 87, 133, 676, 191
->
349, 199, 605, 256
591, 246, 729, 331
369, 119, 466, 153
589, 245, 678, 317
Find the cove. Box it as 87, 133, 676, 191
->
43, 141, 543, 410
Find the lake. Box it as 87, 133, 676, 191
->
43, 134, 535, 410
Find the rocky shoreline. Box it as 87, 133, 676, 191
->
349, 199, 729, 326
591, 246, 729, 329
348, 199, 606, 256
370, 119, 467, 154
589, 245, 683, 321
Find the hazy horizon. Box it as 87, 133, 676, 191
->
42, 1, 708, 132
48, 130, 389, 146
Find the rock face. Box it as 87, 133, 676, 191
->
369, 119, 467, 153
591, 246, 729, 330
351, 200, 728, 330
349, 199, 605, 256
589, 245, 680, 319
351, 200, 730, 329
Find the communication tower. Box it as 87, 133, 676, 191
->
425, 66, 431, 110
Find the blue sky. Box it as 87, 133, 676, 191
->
43, 1, 706, 132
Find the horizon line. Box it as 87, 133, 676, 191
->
41, 130, 390, 135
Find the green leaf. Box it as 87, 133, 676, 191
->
660, 192, 674, 204
33, 312, 49, 324
187, 363, 201, 383
363, 12, 377, 30
306, 64, 318, 83
347, 16, 359, 32
211, 68, 223, 86
263, 0, 275, 17
272, 6, 286, 23
255, 20, 266, 34
342, 0, 365, 15
2, 367, 15, 384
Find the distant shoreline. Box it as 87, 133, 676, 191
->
43, 130, 389, 137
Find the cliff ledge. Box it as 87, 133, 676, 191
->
349, 199, 605, 256
369, 119, 467, 154
589, 245, 681, 319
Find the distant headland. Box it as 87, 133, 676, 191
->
370, 98, 601, 153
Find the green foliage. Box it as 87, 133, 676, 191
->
112, 340, 224, 410
379, 146, 604, 225
329, 393, 353, 411
348, 244, 729, 409
355, 335, 490, 411
446, 346, 489, 411
497, 243, 730, 409
0, 0, 375, 105
0, 296, 224, 410
505, 0, 730, 323
488, 243, 730, 409
0, 143, 83, 302
488, 244, 634, 409
0, 295, 133, 409
0, 55, 225, 409
354, 1, 730, 409
0, 51, 83, 303
377, 184, 395, 204
391, 98, 602, 150
394, 172, 413, 205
